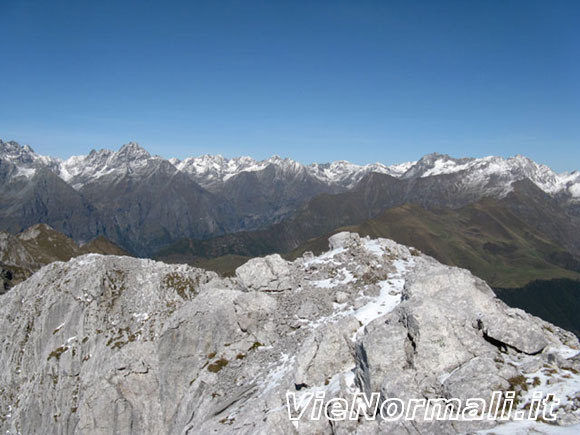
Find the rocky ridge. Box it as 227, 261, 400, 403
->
0, 233, 579, 434
0, 224, 128, 292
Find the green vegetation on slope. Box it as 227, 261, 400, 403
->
290, 201, 580, 288
0, 224, 129, 289
155, 180, 580, 287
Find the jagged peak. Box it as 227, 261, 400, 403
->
115, 141, 150, 160
2, 139, 578, 198
419, 151, 450, 161
0, 139, 36, 157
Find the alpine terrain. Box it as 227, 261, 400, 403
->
3, 139, 579, 341
1, 233, 579, 434
0, 223, 127, 293
3, 139, 579, 262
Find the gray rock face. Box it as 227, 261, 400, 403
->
1, 233, 579, 434
235, 254, 292, 292
328, 231, 361, 250
479, 312, 550, 355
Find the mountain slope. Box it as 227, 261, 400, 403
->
0, 161, 102, 242
215, 162, 339, 230
156, 181, 580, 339
291, 199, 580, 288
1, 233, 579, 433
156, 178, 580, 286
3, 139, 580, 257
75, 146, 228, 255
0, 224, 128, 291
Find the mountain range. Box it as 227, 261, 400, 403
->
155, 170, 580, 285
2, 139, 579, 260
0, 140, 413, 255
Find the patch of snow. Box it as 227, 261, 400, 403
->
550, 346, 580, 360
569, 183, 580, 198
354, 278, 403, 327
311, 268, 356, 288
75, 254, 101, 266
18, 227, 41, 241
261, 353, 294, 395
422, 158, 471, 177
352, 256, 413, 339
499, 345, 580, 432
15, 166, 36, 178
364, 239, 386, 257
303, 247, 345, 267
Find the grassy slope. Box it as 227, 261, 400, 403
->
1, 225, 130, 287
288, 200, 580, 288
160, 198, 580, 287
155, 179, 580, 287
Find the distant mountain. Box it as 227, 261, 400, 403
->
2, 139, 579, 256
0, 223, 128, 292
0, 145, 102, 243
289, 188, 580, 288
170, 153, 410, 190
3, 140, 409, 254
157, 180, 580, 288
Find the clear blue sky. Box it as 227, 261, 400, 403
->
0, 0, 578, 171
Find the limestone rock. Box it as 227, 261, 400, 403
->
1, 233, 579, 434
235, 254, 292, 292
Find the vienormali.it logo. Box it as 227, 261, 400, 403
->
286, 391, 559, 422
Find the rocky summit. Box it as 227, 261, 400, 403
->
1, 233, 579, 434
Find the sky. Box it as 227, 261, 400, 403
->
0, 0, 579, 171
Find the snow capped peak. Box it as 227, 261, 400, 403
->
1, 138, 578, 200
307, 159, 415, 188
391, 152, 580, 200
267, 154, 283, 162
400, 153, 474, 179
0, 140, 32, 161
387, 160, 417, 177
174, 154, 407, 189
0, 140, 34, 158
266, 155, 305, 174
59, 142, 157, 187
0, 140, 60, 178
172, 154, 311, 188
171, 154, 266, 188
115, 142, 150, 161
